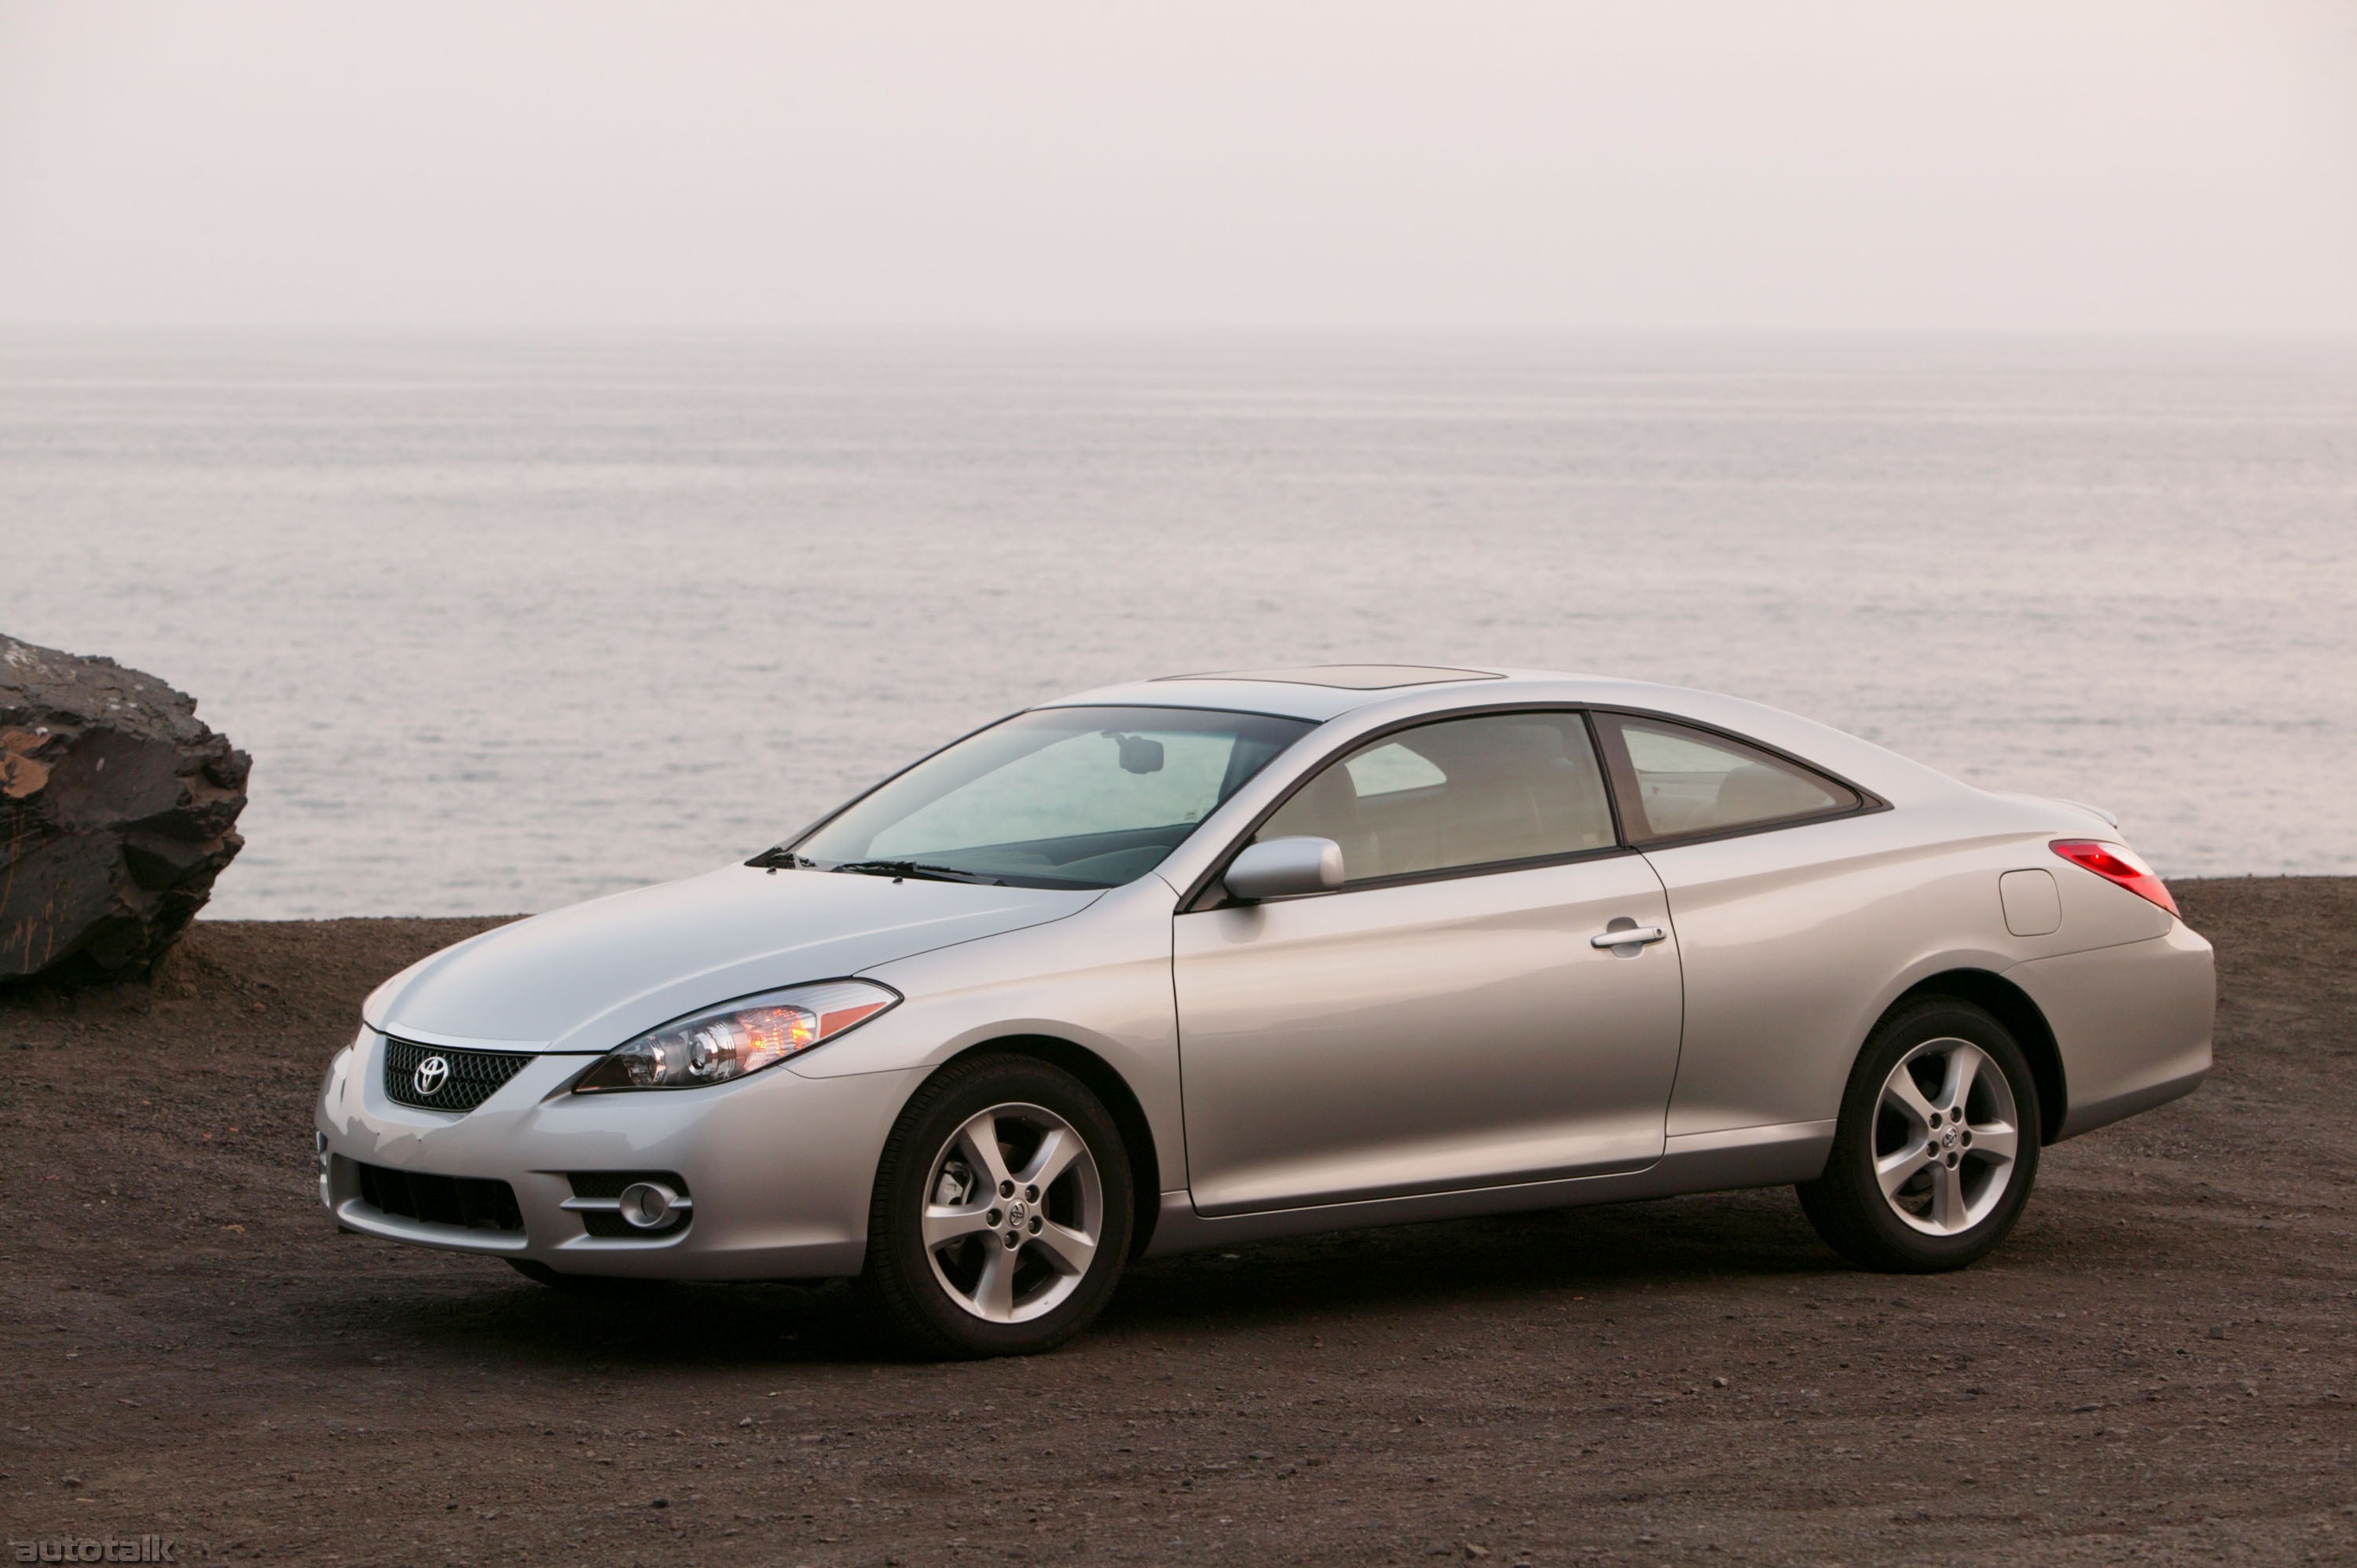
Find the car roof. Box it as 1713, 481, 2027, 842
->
1043, 665, 1523, 723
1160, 663, 1507, 691
1039, 665, 1727, 724
1038, 666, 1968, 804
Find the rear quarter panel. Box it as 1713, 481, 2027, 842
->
1645, 800, 2164, 1139
2009, 923, 2214, 1138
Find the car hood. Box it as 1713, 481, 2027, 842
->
362, 865, 1103, 1053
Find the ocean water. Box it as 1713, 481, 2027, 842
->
2, 331, 2352, 920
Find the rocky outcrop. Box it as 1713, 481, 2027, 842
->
2, 636, 250, 987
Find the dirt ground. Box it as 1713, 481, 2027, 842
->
2, 877, 2352, 1566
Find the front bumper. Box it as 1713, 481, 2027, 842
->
315, 1030, 917, 1280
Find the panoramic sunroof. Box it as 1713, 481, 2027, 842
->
1155, 665, 1505, 691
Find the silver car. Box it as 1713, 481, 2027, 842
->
316, 665, 2213, 1356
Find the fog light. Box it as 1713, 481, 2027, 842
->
618, 1181, 678, 1230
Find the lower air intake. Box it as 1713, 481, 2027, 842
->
354, 1161, 525, 1233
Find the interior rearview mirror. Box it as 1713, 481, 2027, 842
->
1223, 836, 1344, 901
1104, 731, 1165, 774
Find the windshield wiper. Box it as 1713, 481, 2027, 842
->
824, 859, 1004, 885
746, 847, 816, 870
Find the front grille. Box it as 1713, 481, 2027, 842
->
383, 1037, 531, 1112
354, 1161, 524, 1233
569, 1171, 692, 1239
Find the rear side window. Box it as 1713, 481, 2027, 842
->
1255, 711, 1617, 885
1594, 713, 1859, 843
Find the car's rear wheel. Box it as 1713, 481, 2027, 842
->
1797, 998, 2041, 1272
859, 1053, 1134, 1358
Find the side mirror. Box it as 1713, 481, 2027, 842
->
1223, 837, 1344, 901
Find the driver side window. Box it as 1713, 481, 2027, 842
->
1255, 711, 1616, 885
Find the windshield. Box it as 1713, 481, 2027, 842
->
785, 706, 1314, 889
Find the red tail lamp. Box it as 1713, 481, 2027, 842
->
2050, 840, 2179, 918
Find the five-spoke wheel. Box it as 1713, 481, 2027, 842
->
920, 1102, 1105, 1324
860, 1054, 1133, 1357
1798, 998, 2041, 1271
1871, 1036, 2022, 1236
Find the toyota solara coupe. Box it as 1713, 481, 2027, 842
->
317, 665, 2212, 1356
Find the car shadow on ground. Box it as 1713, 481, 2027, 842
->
1109, 1185, 1843, 1332
380, 1186, 1842, 1371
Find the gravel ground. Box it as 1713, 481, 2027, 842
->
2, 877, 2352, 1566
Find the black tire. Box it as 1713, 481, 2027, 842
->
857, 1053, 1134, 1358
1797, 997, 2043, 1273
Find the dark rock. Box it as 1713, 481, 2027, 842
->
1, 635, 249, 987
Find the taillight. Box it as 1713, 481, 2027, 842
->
2050, 839, 2179, 918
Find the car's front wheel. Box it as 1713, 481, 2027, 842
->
1797, 998, 2042, 1272
860, 1053, 1134, 1357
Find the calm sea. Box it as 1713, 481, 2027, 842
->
2, 332, 2352, 919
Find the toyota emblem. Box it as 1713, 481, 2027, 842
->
412, 1054, 451, 1097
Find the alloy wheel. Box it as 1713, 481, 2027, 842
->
1871, 1036, 2021, 1236
921, 1101, 1104, 1324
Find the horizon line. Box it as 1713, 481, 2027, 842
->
6, 322, 2357, 342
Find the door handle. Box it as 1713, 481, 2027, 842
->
1590, 924, 1667, 950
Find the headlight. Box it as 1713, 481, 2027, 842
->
572, 980, 900, 1093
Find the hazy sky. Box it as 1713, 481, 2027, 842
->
4, 1, 2354, 332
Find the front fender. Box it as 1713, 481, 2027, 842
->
788, 874, 1186, 1188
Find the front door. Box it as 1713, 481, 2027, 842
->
1174, 710, 1684, 1215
